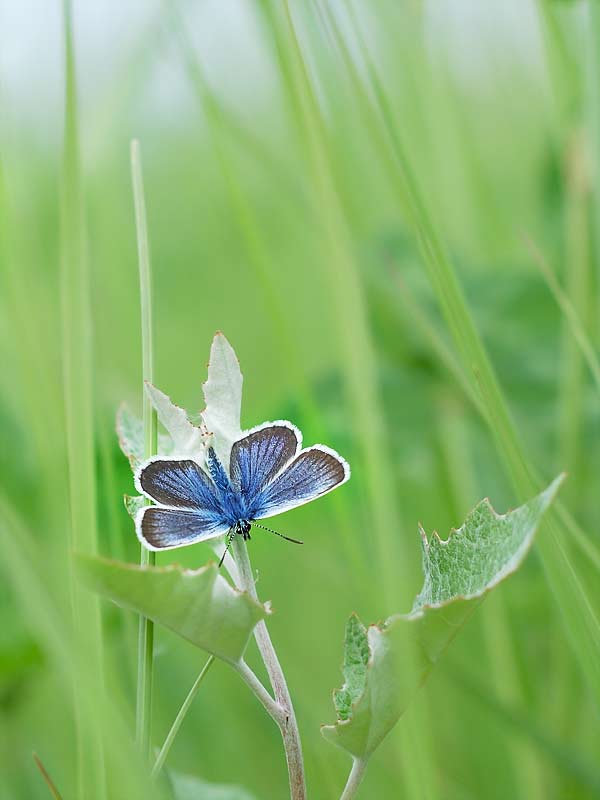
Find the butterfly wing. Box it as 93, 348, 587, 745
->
134, 457, 228, 550
247, 444, 350, 520
229, 422, 301, 499
135, 506, 229, 551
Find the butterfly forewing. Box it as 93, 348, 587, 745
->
137, 459, 222, 512
230, 423, 300, 499
137, 507, 229, 551
249, 446, 349, 519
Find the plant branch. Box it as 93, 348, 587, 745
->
234, 659, 286, 724
340, 758, 368, 800
151, 655, 215, 778
231, 536, 306, 800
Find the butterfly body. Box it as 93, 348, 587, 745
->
134, 421, 349, 552
206, 447, 251, 526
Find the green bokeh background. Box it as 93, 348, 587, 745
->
1, 2, 599, 798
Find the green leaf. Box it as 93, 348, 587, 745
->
116, 403, 173, 468
169, 772, 257, 800
201, 331, 243, 470
77, 555, 269, 663
322, 476, 564, 759
333, 615, 370, 721
144, 382, 205, 459
123, 494, 145, 519
413, 475, 566, 610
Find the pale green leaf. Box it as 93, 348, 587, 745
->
170, 772, 257, 800
116, 403, 173, 468
322, 476, 564, 759
144, 382, 205, 459
123, 494, 145, 519
333, 614, 369, 721
77, 555, 269, 663
201, 331, 243, 470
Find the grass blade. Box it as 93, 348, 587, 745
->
130, 139, 158, 760
60, 2, 106, 795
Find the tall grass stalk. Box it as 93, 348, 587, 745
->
526, 237, 600, 395
339, 0, 600, 705
270, 4, 436, 798
558, 137, 591, 497
586, 0, 600, 319
130, 139, 158, 760
60, 2, 106, 796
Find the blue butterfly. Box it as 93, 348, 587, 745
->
134, 420, 350, 557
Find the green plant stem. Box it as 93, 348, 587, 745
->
151, 655, 215, 778
231, 535, 306, 800
131, 139, 158, 760
340, 758, 368, 800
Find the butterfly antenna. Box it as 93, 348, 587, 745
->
218, 530, 235, 568
251, 522, 303, 545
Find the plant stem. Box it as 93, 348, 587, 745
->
151, 655, 215, 778
340, 758, 368, 800
131, 139, 158, 760
231, 535, 306, 800
235, 659, 286, 724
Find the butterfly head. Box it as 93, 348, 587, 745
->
235, 519, 252, 540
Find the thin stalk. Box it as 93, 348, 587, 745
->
525, 235, 600, 395
131, 139, 158, 759
340, 758, 368, 800
33, 754, 64, 800
587, 0, 600, 326
60, 2, 106, 796
231, 535, 306, 800
151, 656, 215, 778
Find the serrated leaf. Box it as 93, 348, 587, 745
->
201, 332, 243, 470
144, 383, 205, 459
333, 615, 369, 721
322, 476, 564, 759
123, 494, 145, 519
170, 772, 257, 800
116, 404, 173, 468
77, 555, 269, 663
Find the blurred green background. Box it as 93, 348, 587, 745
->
1, 1, 600, 798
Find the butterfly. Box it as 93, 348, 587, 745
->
134, 420, 350, 560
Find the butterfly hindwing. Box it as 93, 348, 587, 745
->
248, 445, 349, 520
230, 422, 300, 500
136, 506, 229, 551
